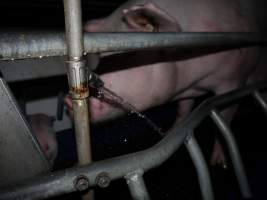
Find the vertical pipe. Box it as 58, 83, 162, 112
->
253, 90, 267, 117
63, 0, 83, 59
125, 171, 151, 200
63, 0, 93, 199
185, 134, 214, 200
210, 109, 251, 198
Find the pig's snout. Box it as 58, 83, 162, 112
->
64, 95, 121, 123
27, 114, 58, 165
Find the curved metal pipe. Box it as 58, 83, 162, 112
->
210, 109, 251, 198
1, 81, 267, 199
185, 134, 214, 200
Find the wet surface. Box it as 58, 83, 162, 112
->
96, 86, 165, 136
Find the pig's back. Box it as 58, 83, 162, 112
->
151, 0, 258, 32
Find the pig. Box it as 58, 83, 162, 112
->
27, 114, 58, 164
64, 0, 260, 167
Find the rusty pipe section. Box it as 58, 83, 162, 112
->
64, 0, 93, 199
0, 32, 266, 61
63, 2, 93, 200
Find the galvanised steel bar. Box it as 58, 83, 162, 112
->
253, 90, 267, 117
210, 109, 251, 198
185, 134, 214, 200
63, 0, 93, 200
1, 81, 267, 200
125, 170, 150, 200
0, 32, 266, 61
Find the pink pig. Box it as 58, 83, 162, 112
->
28, 114, 58, 164
65, 0, 260, 166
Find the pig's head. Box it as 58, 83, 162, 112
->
65, 1, 182, 124
84, 1, 180, 32
27, 114, 58, 165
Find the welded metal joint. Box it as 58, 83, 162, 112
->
183, 129, 194, 144
125, 170, 150, 200
65, 59, 89, 99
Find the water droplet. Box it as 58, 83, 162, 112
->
95, 86, 165, 137
96, 89, 104, 99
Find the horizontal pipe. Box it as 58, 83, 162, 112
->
1, 80, 267, 199
0, 32, 266, 61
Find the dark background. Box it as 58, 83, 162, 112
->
0, 0, 125, 29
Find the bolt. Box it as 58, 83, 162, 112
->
96, 172, 111, 188
73, 175, 90, 191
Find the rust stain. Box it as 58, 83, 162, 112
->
71, 82, 89, 98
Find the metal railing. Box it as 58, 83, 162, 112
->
1, 80, 267, 200
0, 1, 266, 200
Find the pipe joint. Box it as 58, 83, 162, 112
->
66, 59, 89, 99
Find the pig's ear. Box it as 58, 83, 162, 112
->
122, 2, 180, 32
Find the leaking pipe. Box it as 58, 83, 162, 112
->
2, 81, 267, 200
63, 0, 93, 199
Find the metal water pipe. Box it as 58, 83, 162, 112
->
63, 0, 93, 199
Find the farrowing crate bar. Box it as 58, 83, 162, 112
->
0, 0, 267, 199
1, 80, 267, 200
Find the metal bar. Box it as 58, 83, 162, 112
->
0, 78, 50, 187
210, 109, 251, 198
2, 81, 267, 199
0, 32, 266, 61
0, 56, 66, 82
252, 90, 267, 117
185, 134, 214, 200
125, 170, 150, 200
63, 0, 93, 200
64, 0, 83, 59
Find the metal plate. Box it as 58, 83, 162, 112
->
0, 56, 66, 82
0, 78, 50, 187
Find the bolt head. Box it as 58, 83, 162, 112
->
74, 175, 90, 191
96, 172, 110, 188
